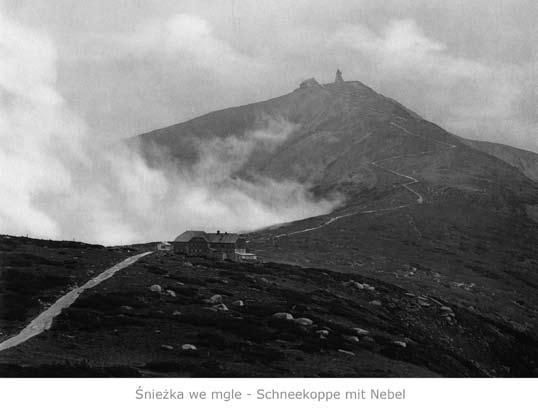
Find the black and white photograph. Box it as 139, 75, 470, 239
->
0, 1, 536, 407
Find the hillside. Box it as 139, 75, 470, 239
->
137, 79, 537, 207
1, 238, 537, 377
460, 139, 538, 182
137, 77, 538, 340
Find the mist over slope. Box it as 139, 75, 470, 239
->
0, 11, 337, 245
138, 78, 538, 208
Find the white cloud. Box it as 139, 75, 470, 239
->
0, 9, 337, 244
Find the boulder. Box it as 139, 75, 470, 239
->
294, 317, 313, 326
206, 294, 223, 304
232, 300, 244, 307
166, 289, 176, 297
213, 303, 229, 312
149, 284, 162, 293
351, 327, 369, 336
272, 312, 294, 321
369, 300, 382, 306
181, 344, 197, 351
344, 335, 360, 343
160, 344, 174, 351
393, 340, 407, 348
172, 310, 182, 316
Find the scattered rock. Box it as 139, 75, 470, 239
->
183, 262, 193, 267
172, 310, 182, 316
338, 349, 355, 356
212, 303, 229, 312
160, 344, 174, 351
351, 327, 369, 336
272, 312, 294, 321
149, 284, 162, 293
294, 317, 313, 326
316, 329, 330, 336
393, 341, 407, 348
369, 300, 382, 306
120, 305, 134, 311
166, 289, 176, 298
181, 344, 197, 351
344, 335, 360, 343
206, 294, 223, 304
232, 300, 244, 307
260, 277, 270, 284
363, 283, 375, 291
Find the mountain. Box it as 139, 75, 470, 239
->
460, 139, 538, 182
2, 77, 537, 378
137, 78, 536, 203
137, 77, 538, 339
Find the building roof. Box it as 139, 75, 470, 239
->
174, 231, 242, 244
174, 231, 208, 242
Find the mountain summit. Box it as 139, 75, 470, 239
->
137, 76, 538, 336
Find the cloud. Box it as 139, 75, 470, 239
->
329, 19, 537, 151
0, 9, 338, 244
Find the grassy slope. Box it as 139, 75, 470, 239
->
1, 249, 536, 377
0, 235, 136, 338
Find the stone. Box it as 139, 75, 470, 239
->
172, 310, 182, 316
393, 341, 407, 348
369, 300, 382, 306
212, 303, 229, 312
166, 289, 176, 298
351, 327, 369, 336
181, 344, 197, 351
149, 284, 162, 293
440, 306, 453, 312
344, 335, 360, 343
207, 294, 223, 304
232, 300, 244, 307
272, 312, 294, 321
316, 329, 330, 336
338, 349, 355, 356
160, 344, 174, 351
294, 317, 313, 326
120, 305, 133, 311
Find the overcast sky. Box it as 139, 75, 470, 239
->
2, 0, 537, 151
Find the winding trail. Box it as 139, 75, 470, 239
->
0, 251, 153, 352
274, 121, 457, 238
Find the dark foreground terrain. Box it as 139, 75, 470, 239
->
0, 237, 536, 377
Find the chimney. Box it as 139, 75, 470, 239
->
335, 69, 344, 83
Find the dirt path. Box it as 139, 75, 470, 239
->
274, 122, 456, 238
0, 251, 153, 352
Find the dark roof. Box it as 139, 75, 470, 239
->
173, 231, 208, 242
174, 231, 242, 244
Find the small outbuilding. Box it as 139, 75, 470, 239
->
156, 241, 172, 252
